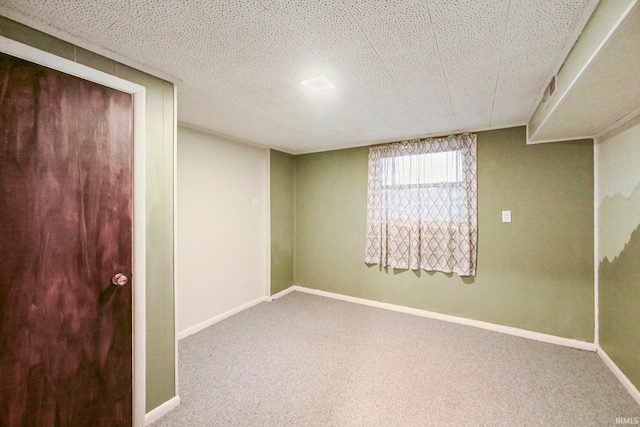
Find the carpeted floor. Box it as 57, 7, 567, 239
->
152, 291, 640, 426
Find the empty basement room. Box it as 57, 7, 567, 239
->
0, 0, 639, 426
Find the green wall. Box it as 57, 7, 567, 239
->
597, 116, 640, 391
270, 150, 295, 295
0, 17, 176, 411
293, 127, 594, 341
600, 225, 640, 389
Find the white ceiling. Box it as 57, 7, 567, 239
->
1, 0, 598, 154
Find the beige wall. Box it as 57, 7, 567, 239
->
177, 127, 269, 333
597, 114, 640, 391
293, 127, 595, 341
0, 17, 176, 412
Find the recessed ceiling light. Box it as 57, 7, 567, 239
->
301, 75, 335, 92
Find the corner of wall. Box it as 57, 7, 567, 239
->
265, 149, 272, 298
292, 153, 298, 288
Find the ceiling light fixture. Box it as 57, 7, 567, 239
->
301, 75, 335, 92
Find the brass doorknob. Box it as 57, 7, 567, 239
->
112, 273, 128, 286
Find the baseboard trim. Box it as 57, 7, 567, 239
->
177, 296, 270, 340
597, 348, 640, 406
269, 286, 297, 300
145, 396, 180, 425
292, 286, 597, 352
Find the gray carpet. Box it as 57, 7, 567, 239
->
153, 291, 640, 426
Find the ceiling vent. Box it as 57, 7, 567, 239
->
543, 75, 557, 104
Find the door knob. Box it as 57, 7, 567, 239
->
112, 273, 128, 286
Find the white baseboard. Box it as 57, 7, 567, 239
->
177, 296, 270, 340
597, 348, 640, 406
145, 396, 180, 425
292, 285, 597, 352
269, 286, 297, 300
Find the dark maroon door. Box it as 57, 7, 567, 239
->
0, 52, 133, 426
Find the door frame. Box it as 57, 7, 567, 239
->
0, 36, 147, 427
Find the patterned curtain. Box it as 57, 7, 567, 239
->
364, 133, 478, 276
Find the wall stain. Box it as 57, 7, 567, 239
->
599, 222, 640, 390
599, 179, 640, 263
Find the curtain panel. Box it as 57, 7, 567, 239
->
364, 133, 478, 276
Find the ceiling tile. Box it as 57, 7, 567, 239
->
189, 0, 264, 30
427, 0, 509, 126
491, 0, 596, 124
1, 0, 598, 153
1, 0, 130, 37
96, 10, 217, 80
259, 0, 343, 21
261, 1, 369, 58
343, 0, 420, 22
361, 1, 452, 123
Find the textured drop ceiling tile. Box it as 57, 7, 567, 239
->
345, 86, 417, 131
92, 2, 235, 81
178, 81, 241, 122
427, 0, 508, 118
454, 112, 495, 132
492, 0, 596, 125
360, 1, 452, 121
179, 78, 291, 140
1, 0, 130, 38
428, 0, 508, 56
182, 9, 324, 105
252, 77, 303, 102
384, 52, 452, 114
262, 1, 368, 58
1, 0, 600, 153
373, 99, 418, 122
229, 10, 298, 58
102, 6, 302, 87
489, 93, 533, 127
417, 115, 457, 134
338, 50, 386, 82
360, 0, 436, 56
491, 61, 547, 125
260, 0, 343, 21
188, 0, 264, 31
228, 93, 288, 120
343, 0, 420, 22
505, 0, 594, 47
284, 103, 346, 126
410, 92, 455, 121
228, 10, 321, 76
321, 42, 386, 84
306, 44, 415, 135
382, 115, 427, 135
213, 53, 317, 103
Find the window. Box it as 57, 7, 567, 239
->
364, 133, 478, 276
382, 151, 463, 186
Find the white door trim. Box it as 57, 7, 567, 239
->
0, 36, 147, 427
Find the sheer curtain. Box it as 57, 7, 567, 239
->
364, 133, 478, 276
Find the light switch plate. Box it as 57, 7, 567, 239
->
252, 198, 258, 207
502, 210, 511, 223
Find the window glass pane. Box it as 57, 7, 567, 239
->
382, 150, 462, 186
